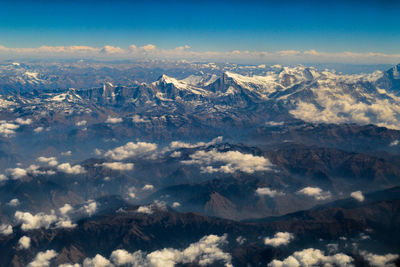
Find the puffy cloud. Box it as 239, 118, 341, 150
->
7, 198, 20, 207
105, 116, 123, 124
15, 211, 58, 230
27, 250, 58, 267
350, 191, 365, 202
80, 200, 97, 216
172, 202, 181, 208
360, 251, 399, 267
132, 115, 150, 123
142, 184, 154, 191
59, 264, 81, 267
268, 248, 353, 267
0, 174, 7, 181
18, 235, 31, 249
6, 167, 27, 179
57, 163, 86, 174
0, 224, 13, 235
136, 201, 167, 215
264, 232, 294, 247
296, 187, 332, 200
59, 204, 73, 216
0, 121, 19, 137
256, 187, 285, 197
100, 162, 134, 171
15, 118, 32, 125
83, 254, 112, 267
100, 45, 124, 54
181, 149, 273, 174
37, 156, 58, 166
104, 141, 158, 160
110, 250, 145, 266
75, 120, 87, 126
34, 126, 44, 133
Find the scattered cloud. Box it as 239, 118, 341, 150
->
268, 248, 353, 267
76, 120, 87, 126
172, 202, 181, 208
61, 150, 72, 156
350, 191, 365, 202
0, 174, 7, 181
27, 250, 58, 267
59, 204, 73, 216
142, 184, 154, 191
390, 140, 399, 146
34, 126, 44, 133
360, 251, 399, 267
104, 141, 158, 160
132, 115, 150, 123
182, 149, 273, 174
99, 162, 134, 171
57, 163, 86, 174
136, 201, 167, 215
80, 200, 97, 216
264, 232, 294, 247
6, 167, 27, 179
0, 224, 13, 235
37, 156, 58, 166
296, 187, 332, 200
0, 121, 19, 137
7, 198, 20, 207
256, 187, 285, 197
105, 116, 123, 124
15, 118, 32, 125
83, 254, 112, 267
15, 211, 58, 230
18, 236, 31, 249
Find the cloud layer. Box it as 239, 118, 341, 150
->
1, 45, 400, 64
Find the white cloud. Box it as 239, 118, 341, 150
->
15, 118, 32, 125
104, 141, 158, 160
15, 211, 58, 230
0, 174, 7, 181
360, 251, 399, 267
6, 167, 27, 179
37, 156, 58, 166
268, 248, 353, 267
57, 163, 86, 174
0, 224, 13, 235
172, 202, 181, 208
390, 140, 399, 146
350, 191, 365, 202
132, 115, 150, 123
59, 264, 81, 267
1, 45, 400, 64
256, 187, 285, 197
110, 250, 144, 266
80, 200, 97, 216
169, 136, 223, 150
0, 121, 19, 137
34, 126, 44, 133
7, 198, 20, 207
83, 254, 112, 267
75, 120, 87, 126
170, 151, 181, 158
296, 187, 332, 200
100, 162, 134, 171
136, 201, 167, 215
105, 116, 123, 124
28, 250, 58, 267
61, 150, 72, 156
142, 184, 154, 191
181, 149, 273, 174
264, 232, 294, 247
18, 235, 31, 249
59, 204, 74, 216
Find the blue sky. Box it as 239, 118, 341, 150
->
1, 0, 399, 53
